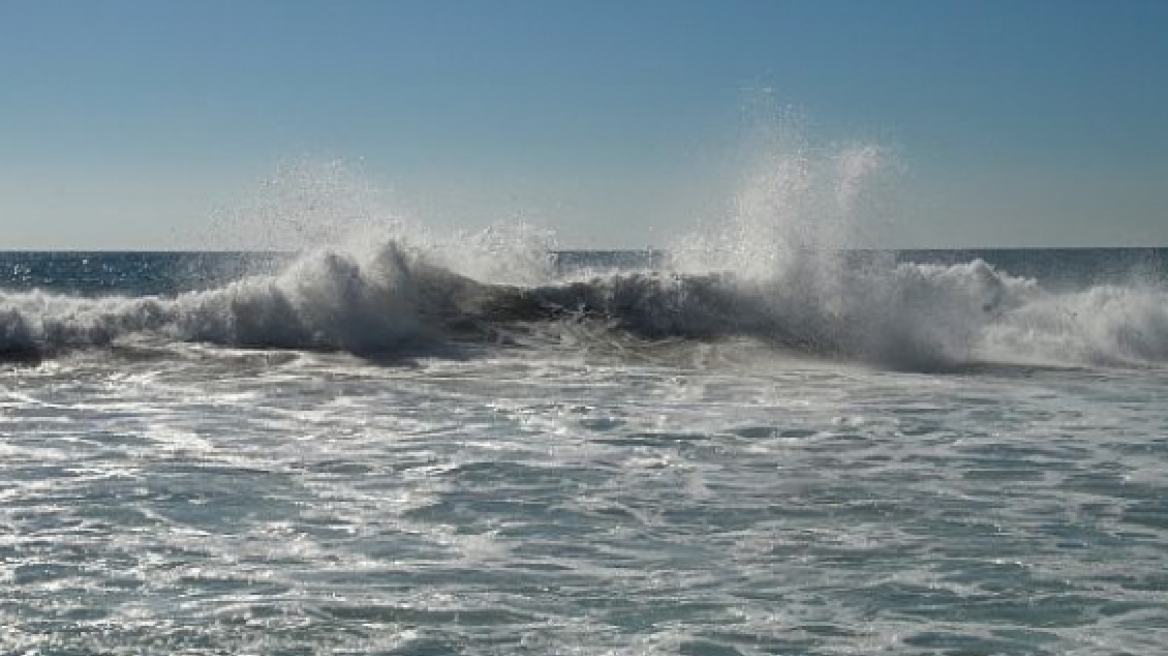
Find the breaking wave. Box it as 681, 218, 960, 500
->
527, 257, 1168, 370
1, 238, 1166, 372
2, 125, 1164, 371
0, 242, 466, 362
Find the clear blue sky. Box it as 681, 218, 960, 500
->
2, 0, 1166, 249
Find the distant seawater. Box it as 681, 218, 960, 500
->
2, 246, 1167, 655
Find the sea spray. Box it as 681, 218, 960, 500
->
425, 221, 558, 286
653, 115, 1095, 369
658, 117, 994, 369
3, 150, 1168, 370
205, 157, 562, 287
205, 158, 397, 254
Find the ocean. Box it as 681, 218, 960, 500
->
1, 243, 1167, 655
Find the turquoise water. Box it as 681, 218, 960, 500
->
1, 248, 1167, 654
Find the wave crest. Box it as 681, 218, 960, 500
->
1, 241, 1165, 373
0, 242, 489, 362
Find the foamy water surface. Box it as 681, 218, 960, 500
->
2, 323, 1167, 654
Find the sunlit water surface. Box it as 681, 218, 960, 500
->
3, 335, 1166, 655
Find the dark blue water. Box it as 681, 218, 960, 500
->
0, 251, 282, 296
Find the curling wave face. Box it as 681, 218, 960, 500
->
1, 240, 1167, 372
0, 243, 429, 361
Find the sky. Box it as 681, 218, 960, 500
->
2, 0, 1166, 250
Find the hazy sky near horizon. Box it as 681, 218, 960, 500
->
2, 0, 1166, 249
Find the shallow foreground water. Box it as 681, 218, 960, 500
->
2, 338, 1167, 655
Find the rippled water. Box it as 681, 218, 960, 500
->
3, 336, 1166, 655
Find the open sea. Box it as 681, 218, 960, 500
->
1, 243, 1167, 655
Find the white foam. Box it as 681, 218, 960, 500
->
986, 282, 1168, 367
0, 241, 447, 358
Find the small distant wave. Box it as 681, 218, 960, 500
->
1, 239, 1166, 373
